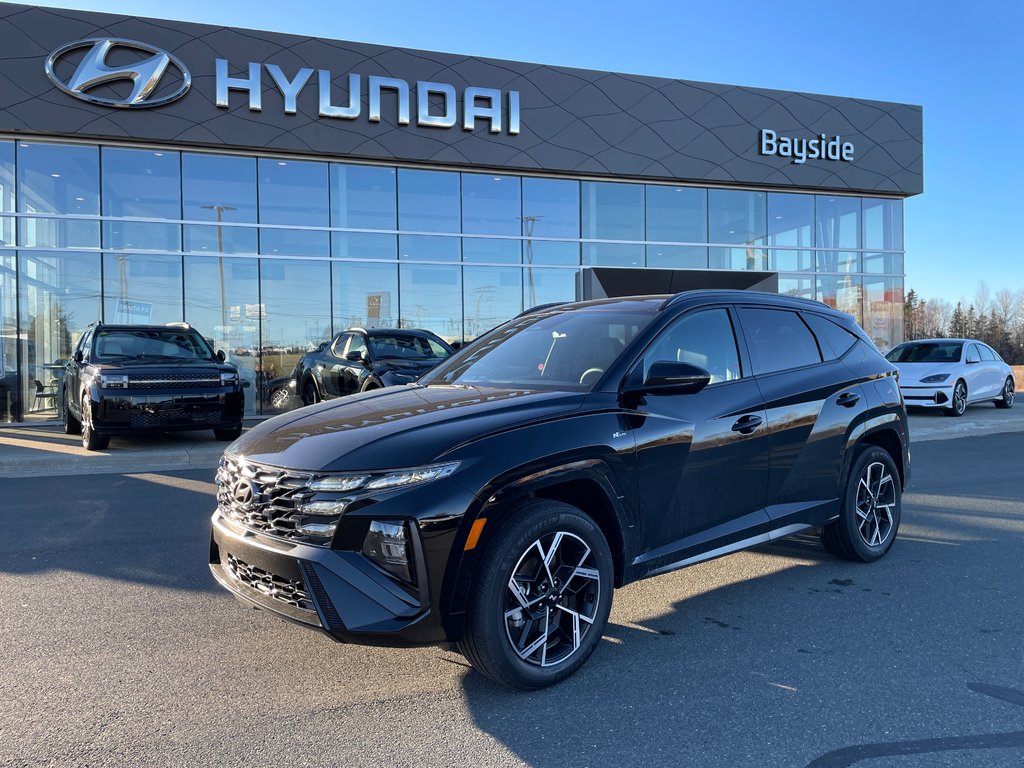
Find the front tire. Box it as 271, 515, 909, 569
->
62, 390, 81, 435
945, 379, 967, 416
821, 445, 901, 562
80, 394, 109, 451
214, 425, 243, 441
459, 499, 613, 690
301, 379, 320, 406
994, 377, 1015, 409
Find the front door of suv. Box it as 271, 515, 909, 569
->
628, 307, 770, 573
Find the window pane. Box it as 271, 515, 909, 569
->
184, 256, 259, 415
524, 240, 578, 266
333, 261, 398, 329
770, 250, 813, 272
18, 251, 102, 419
462, 237, 520, 264
522, 177, 579, 238
523, 267, 577, 310
102, 148, 181, 251
816, 251, 860, 273
398, 169, 459, 232
768, 193, 814, 247
709, 247, 768, 270
817, 274, 863, 326
183, 153, 257, 254
862, 251, 903, 274
17, 142, 99, 248
399, 264, 462, 342
582, 181, 643, 241
646, 245, 708, 269
709, 189, 766, 245
331, 232, 396, 260
778, 274, 815, 300
399, 234, 459, 262
102, 253, 182, 324
0, 141, 13, 246
259, 159, 328, 256
260, 259, 331, 387
330, 164, 396, 230
1, 252, 18, 420
816, 195, 861, 249
582, 242, 644, 267
739, 308, 821, 375
863, 198, 903, 251
643, 308, 741, 383
803, 312, 859, 359
462, 174, 520, 235
863, 276, 903, 352
646, 185, 706, 243
464, 266, 522, 339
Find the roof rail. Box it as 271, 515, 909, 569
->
658, 290, 829, 312
514, 301, 568, 319
164, 322, 192, 329
85, 320, 103, 328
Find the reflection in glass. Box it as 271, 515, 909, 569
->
463, 174, 520, 235
0, 141, 13, 246
816, 251, 860, 273
863, 198, 903, 251
816, 195, 861, 249
464, 266, 522, 339
398, 169, 460, 232
0, 252, 17, 421
462, 237, 520, 264
184, 256, 259, 415
399, 264, 462, 342
863, 251, 903, 275
582, 242, 644, 267
260, 258, 331, 385
258, 159, 329, 256
768, 193, 813, 247
863, 276, 903, 352
646, 185, 706, 243
522, 177, 579, 238
817, 274, 863, 325
183, 153, 258, 254
332, 232, 396, 260
17, 142, 99, 248
524, 240, 579, 266
582, 181, 643, 242
646, 245, 707, 269
102, 148, 181, 251
523, 267, 577, 311
770, 250, 814, 272
399, 234, 460, 262
334, 261, 398, 329
17, 250, 102, 420
709, 247, 768, 271
102, 253, 183, 324
709, 189, 766, 245
331, 164, 396, 230
778, 274, 815, 300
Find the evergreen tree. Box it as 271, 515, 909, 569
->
950, 302, 965, 338
904, 289, 919, 340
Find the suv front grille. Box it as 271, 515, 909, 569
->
225, 553, 314, 612
216, 455, 318, 542
129, 373, 222, 388
131, 408, 222, 428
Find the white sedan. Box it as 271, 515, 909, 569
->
885, 338, 1015, 416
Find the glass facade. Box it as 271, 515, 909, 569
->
0, 137, 904, 421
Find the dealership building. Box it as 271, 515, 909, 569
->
0, 3, 922, 421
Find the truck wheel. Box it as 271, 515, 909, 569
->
80, 394, 109, 451
63, 390, 81, 435
459, 499, 613, 690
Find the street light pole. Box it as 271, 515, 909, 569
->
518, 215, 544, 309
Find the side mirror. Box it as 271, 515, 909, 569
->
625, 361, 712, 396
345, 351, 369, 364
216, 350, 226, 362
73, 350, 83, 363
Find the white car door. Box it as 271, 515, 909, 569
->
978, 345, 1004, 397
963, 343, 987, 402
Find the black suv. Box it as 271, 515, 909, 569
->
295, 327, 453, 405
210, 291, 909, 689
63, 323, 245, 450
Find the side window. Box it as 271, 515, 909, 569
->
641, 308, 742, 385
803, 312, 859, 360
978, 345, 997, 362
330, 334, 351, 358
77, 330, 93, 360
966, 344, 981, 364
345, 334, 367, 357
739, 308, 822, 375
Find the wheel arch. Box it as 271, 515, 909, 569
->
856, 426, 906, 490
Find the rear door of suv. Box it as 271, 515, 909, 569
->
735, 306, 868, 532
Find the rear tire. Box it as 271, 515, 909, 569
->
214, 425, 243, 441
945, 379, 967, 417
62, 390, 81, 435
458, 499, 614, 690
994, 377, 1014, 409
302, 379, 320, 406
821, 445, 901, 562
80, 394, 109, 451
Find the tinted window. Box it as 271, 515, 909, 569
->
803, 313, 859, 359
641, 309, 741, 384
885, 342, 964, 363
398, 169, 459, 232
978, 345, 996, 362
369, 333, 449, 359
102, 148, 181, 251
93, 328, 213, 360
581, 181, 643, 241
740, 308, 822, 375
816, 195, 861, 249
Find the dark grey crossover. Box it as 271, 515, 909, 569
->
210, 291, 909, 689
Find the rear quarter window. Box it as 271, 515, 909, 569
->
739, 308, 822, 375
802, 312, 859, 360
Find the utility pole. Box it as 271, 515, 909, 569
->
200, 205, 237, 332
518, 215, 544, 309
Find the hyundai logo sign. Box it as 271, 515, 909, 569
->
44, 38, 191, 109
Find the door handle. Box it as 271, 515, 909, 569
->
836, 392, 861, 408
731, 414, 763, 434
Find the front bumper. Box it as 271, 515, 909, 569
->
209, 512, 445, 645
898, 384, 952, 408
90, 387, 244, 432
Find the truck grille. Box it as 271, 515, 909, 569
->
128, 373, 222, 389
131, 408, 223, 428
216, 454, 318, 543
225, 553, 314, 612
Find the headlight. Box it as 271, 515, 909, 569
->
220, 371, 239, 385
96, 373, 128, 389
362, 521, 412, 583
921, 373, 951, 384
308, 461, 458, 493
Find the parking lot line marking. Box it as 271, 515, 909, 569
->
125, 473, 217, 495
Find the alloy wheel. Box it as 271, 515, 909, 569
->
81, 394, 92, 444
1005, 380, 1015, 407
855, 461, 896, 548
504, 531, 601, 668
953, 382, 967, 415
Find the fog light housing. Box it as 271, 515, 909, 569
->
362, 520, 413, 583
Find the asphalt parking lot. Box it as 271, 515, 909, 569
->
0, 411, 1021, 767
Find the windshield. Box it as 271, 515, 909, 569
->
422, 309, 653, 391
885, 341, 963, 364
93, 329, 215, 361
368, 333, 451, 360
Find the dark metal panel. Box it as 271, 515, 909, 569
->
580, 268, 778, 300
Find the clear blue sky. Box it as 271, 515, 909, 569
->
22, 0, 1024, 303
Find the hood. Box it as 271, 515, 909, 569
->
895, 362, 955, 383
92, 359, 233, 374
232, 384, 585, 471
